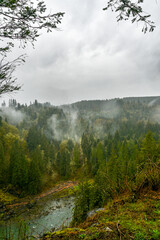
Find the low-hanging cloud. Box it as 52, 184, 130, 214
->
0, 107, 26, 125
47, 109, 80, 141
47, 99, 122, 141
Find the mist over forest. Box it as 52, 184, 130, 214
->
1, 96, 160, 141
1, 96, 160, 239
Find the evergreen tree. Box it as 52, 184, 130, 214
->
26, 126, 41, 151
90, 147, 98, 176
139, 131, 157, 165
0, 116, 2, 127
72, 143, 81, 170
73, 181, 91, 225
56, 151, 61, 172
9, 140, 28, 191
28, 147, 42, 194
60, 148, 71, 178
81, 133, 91, 161
96, 142, 106, 167
0, 141, 5, 184
67, 139, 74, 152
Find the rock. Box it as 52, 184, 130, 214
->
105, 227, 113, 232
87, 208, 105, 218
91, 223, 99, 227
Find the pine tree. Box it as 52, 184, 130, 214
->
73, 143, 81, 170
26, 126, 41, 151
9, 140, 28, 191
0, 141, 5, 184
96, 142, 106, 167
140, 131, 157, 162
28, 147, 42, 194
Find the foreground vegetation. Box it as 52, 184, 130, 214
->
42, 190, 160, 240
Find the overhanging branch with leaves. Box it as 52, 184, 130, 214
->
103, 0, 155, 33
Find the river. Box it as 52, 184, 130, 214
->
0, 195, 74, 239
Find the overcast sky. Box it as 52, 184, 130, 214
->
2, 0, 160, 106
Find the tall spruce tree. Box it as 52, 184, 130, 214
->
28, 147, 42, 194
9, 140, 28, 191
0, 140, 5, 184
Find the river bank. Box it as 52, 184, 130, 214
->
0, 181, 77, 221
0, 195, 75, 239
0, 181, 77, 239
42, 190, 160, 240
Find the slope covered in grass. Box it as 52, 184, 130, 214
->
42, 190, 160, 240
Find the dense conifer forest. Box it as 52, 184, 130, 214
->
0, 96, 160, 228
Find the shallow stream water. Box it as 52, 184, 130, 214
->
0, 195, 74, 239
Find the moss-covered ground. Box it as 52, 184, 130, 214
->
42, 190, 160, 240
0, 189, 18, 205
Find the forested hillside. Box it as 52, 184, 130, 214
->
0, 96, 160, 198
0, 96, 160, 239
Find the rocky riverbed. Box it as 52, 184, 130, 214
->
0, 182, 76, 239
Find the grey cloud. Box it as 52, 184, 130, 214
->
1, 0, 160, 105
